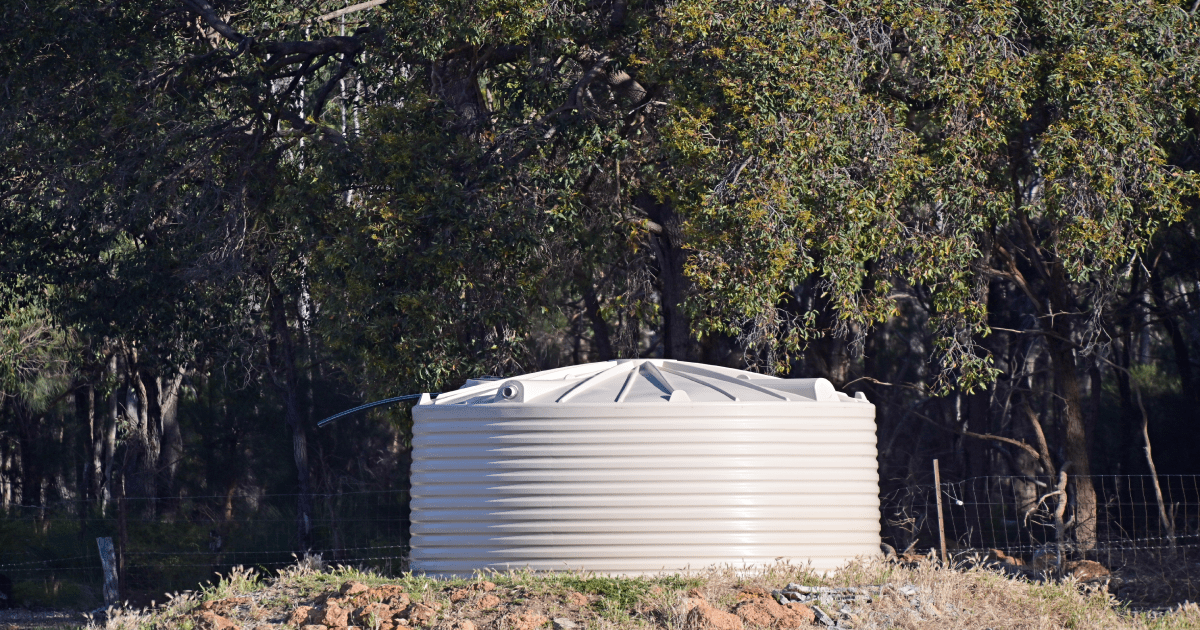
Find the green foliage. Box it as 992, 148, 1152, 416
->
0, 298, 75, 406
300, 0, 1200, 395
557, 574, 702, 616
201, 566, 263, 601
637, 0, 1200, 386
2, 0, 1200, 604
11, 578, 93, 610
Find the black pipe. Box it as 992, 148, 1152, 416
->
316, 393, 434, 428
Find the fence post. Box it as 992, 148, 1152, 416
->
933, 459, 947, 564
96, 537, 118, 607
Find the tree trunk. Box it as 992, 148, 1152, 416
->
637, 194, 691, 360
1115, 274, 1143, 475
1150, 270, 1194, 403
75, 382, 95, 535
156, 369, 186, 519
102, 370, 119, 513
76, 383, 95, 504
12, 399, 44, 508
966, 389, 991, 478
1045, 266, 1097, 551
269, 282, 314, 549
0, 396, 9, 507
125, 350, 157, 517
578, 270, 615, 361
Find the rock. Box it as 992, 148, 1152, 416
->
357, 602, 394, 626
566, 592, 589, 607
686, 601, 743, 630
314, 603, 350, 628
448, 588, 471, 603
198, 597, 252, 617
343, 582, 371, 596
897, 585, 917, 598
733, 597, 812, 629
455, 621, 476, 630
289, 606, 315, 627
508, 612, 549, 630
552, 618, 577, 630
810, 605, 835, 628
473, 581, 497, 592
318, 591, 345, 606
1031, 548, 1059, 571
408, 602, 439, 625
985, 549, 1025, 566
477, 594, 502, 609
193, 611, 239, 630
737, 586, 771, 600
1064, 560, 1110, 581
369, 586, 412, 609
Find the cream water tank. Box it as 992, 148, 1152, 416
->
409, 359, 879, 576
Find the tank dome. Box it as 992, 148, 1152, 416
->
424, 359, 868, 406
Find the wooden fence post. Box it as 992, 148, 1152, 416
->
96, 537, 118, 607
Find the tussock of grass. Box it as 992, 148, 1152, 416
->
91, 558, 1200, 630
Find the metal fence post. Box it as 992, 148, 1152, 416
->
933, 459, 947, 564
96, 537, 118, 607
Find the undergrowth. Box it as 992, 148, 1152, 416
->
88, 558, 1200, 630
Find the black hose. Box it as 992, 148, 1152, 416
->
316, 393, 434, 428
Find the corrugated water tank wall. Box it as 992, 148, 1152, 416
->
410, 359, 879, 576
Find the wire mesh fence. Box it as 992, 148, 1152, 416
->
882, 474, 1200, 564
0, 490, 409, 607
4, 474, 1199, 608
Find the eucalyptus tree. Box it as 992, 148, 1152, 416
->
647, 0, 1200, 547
1, 0, 378, 541
4, 0, 1198, 557
319, 0, 1200, 551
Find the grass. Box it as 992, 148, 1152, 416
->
88, 558, 1200, 630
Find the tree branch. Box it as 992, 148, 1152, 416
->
309, 55, 357, 120
314, 0, 387, 23
912, 410, 1042, 461
181, 0, 247, 44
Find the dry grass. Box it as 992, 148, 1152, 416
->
86, 558, 1200, 630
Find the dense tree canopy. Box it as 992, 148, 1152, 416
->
2, 0, 1200, 572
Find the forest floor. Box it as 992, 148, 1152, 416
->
11, 556, 1186, 630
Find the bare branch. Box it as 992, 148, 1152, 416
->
912, 410, 1042, 461
314, 0, 387, 23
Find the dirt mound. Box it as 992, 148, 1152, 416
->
88, 560, 1200, 630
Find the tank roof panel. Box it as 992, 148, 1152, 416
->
424, 359, 867, 406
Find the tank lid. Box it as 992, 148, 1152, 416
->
422, 359, 869, 405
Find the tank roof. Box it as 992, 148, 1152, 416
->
422, 359, 868, 405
